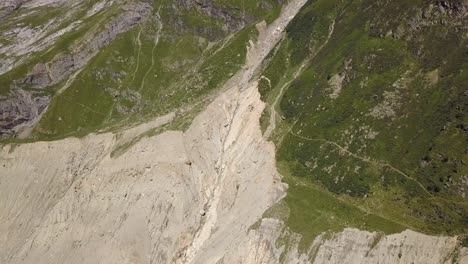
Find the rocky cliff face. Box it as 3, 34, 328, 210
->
0, 0, 25, 19
0, 89, 49, 138
174, 0, 255, 34
22, 2, 152, 89
0, 0, 151, 139
232, 219, 468, 264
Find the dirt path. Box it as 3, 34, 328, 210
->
264, 19, 335, 139
105, 27, 143, 122
129, 28, 143, 85
139, 5, 162, 93
56, 67, 83, 95
290, 131, 434, 197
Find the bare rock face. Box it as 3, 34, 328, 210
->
0, 90, 49, 139
434, 0, 467, 16
0, 0, 25, 19
310, 228, 466, 264
22, 64, 51, 87
175, 0, 252, 30
0, 1, 152, 139
22, 2, 152, 89
169, 0, 256, 40
226, 219, 468, 264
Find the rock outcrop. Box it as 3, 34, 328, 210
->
0, 0, 25, 19
0, 1, 152, 139
22, 2, 152, 89
0, 89, 49, 139
174, 0, 255, 33
226, 218, 468, 264
165, 0, 281, 41
435, 0, 467, 17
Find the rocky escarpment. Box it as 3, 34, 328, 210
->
227, 218, 468, 264
0, 0, 26, 20
0, 89, 49, 138
435, 0, 467, 16
176, 0, 255, 34
165, 0, 267, 41
0, 78, 285, 263
21, 2, 152, 89
0, 1, 152, 139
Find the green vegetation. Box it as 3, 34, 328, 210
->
1, 0, 284, 138
258, 0, 468, 247
279, 161, 406, 249
27, 0, 283, 140
0, 0, 120, 95
32, 20, 257, 139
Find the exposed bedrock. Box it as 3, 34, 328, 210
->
0, 1, 152, 139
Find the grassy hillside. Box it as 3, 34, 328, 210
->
32, 0, 283, 139
0, 0, 283, 140
259, 0, 468, 246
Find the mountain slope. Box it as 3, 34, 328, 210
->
0, 0, 467, 263
0, 0, 282, 139
258, 0, 468, 244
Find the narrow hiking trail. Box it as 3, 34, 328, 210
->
290, 131, 434, 197
139, 6, 163, 93
263, 19, 335, 139
130, 28, 143, 85
105, 27, 143, 122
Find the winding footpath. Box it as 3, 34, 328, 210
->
264, 19, 335, 139
290, 131, 434, 197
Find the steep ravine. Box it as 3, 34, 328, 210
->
0, 1, 467, 264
